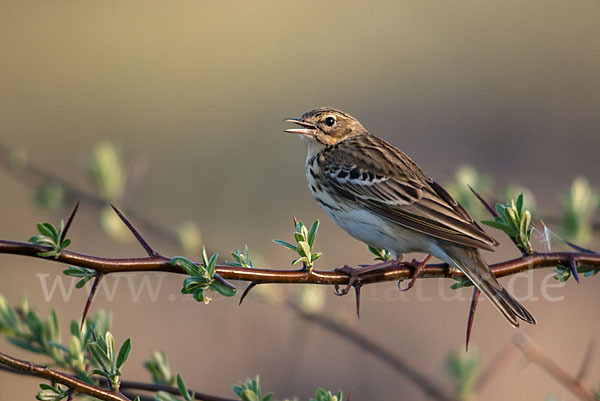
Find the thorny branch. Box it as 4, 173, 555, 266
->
1, 237, 598, 285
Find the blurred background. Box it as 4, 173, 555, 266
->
1, 0, 599, 400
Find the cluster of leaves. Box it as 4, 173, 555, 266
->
233, 377, 342, 401
445, 350, 479, 400
273, 219, 322, 270
63, 266, 98, 288
482, 193, 533, 254
450, 277, 474, 290
36, 384, 70, 401
446, 166, 600, 248
144, 350, 176, 386
0, 297, 136, 399
88, 331, 132, 390
310, 389, 343, 401
367, 245, 391, 262
173, 247, 237, 304
233, 377, 273, 401
28, 220, 72, 259
228, 245, 254, 268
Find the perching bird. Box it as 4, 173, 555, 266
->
284, 107, 535, 327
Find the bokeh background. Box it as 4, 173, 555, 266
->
1, 0, 599, 400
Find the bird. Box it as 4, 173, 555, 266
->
284, 107, 535, 327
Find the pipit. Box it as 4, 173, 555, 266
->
284, 107, 535, 327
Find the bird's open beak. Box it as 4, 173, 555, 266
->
283, 118, 318, 136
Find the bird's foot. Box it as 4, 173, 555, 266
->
334, 259, 400, 296
398, 255, 432, 291
334, 259, 402, 318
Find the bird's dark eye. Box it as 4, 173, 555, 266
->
324, 116, 336, 127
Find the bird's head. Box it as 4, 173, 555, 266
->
284, 108, 366, 149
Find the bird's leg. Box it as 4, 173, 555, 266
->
399, 254, 432, 291
334, 258, 403, 296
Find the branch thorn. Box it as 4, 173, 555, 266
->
468, 185, 498, 217
61, 201, 80, 243
80, 273, 103, 331
238, 282, 259, 305
110, 204, 156, 257
569, 256, 580, 284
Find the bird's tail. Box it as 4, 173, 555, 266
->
443, 245, 536, 327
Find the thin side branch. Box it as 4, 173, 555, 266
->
0, 361, 238, 401
513, 333, 598, 401
289, 302, 459, 401
0, 351, 130, 401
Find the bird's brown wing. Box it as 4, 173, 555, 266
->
319, 134, 500, 251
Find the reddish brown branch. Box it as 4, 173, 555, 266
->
0, 351, 130, 401
1, 239, 598, 286
0, 361, 238, 401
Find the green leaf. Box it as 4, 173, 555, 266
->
7, 337, 44, 353
39, 223, 58, 239
201, 247, 209, 269
480, 220, 510, 231
272, 239, 297, 251
89, 368, 110, 379
210, 280, 237, 297
307, 219, 319, 248
516, 193, 524, 216
105, 332, 115, 370
241, 389, 260, 401
116, 338, 132, 369
297, 241, 311, 258
504, 207, 519, 232
450, 278, 473, 289
495, 203, 506, 217
171, 256, 200, 276
192, 289, 207, 303
206, 253, 218, 278
176, 374, 193, 401
88, 343, 111, 372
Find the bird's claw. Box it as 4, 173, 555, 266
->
398, 255, 431, 291
333, 265, 366, 318
333, 265, 362, 296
